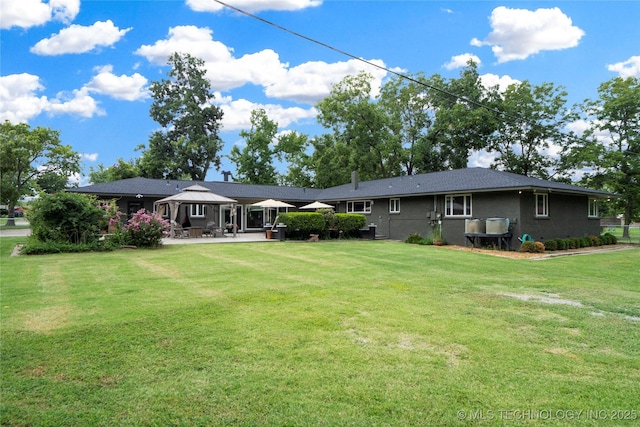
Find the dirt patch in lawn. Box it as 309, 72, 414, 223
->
442, 244, 638, 260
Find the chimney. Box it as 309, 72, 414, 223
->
222, 171, 232, 182
351, 171, 359, 190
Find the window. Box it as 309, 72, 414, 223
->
588, 199, 599, 218
445, 195, 472, 217
190, 204, 206, 218
347, 200, 372, 214
535, 193, 548, 217
389, 198, 400, 214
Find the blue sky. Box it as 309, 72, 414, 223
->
2, 0, 639, 184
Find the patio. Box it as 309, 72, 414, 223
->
162, 232, 272, 245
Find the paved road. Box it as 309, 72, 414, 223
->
0, 219, 31, 237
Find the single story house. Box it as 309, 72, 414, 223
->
71, 168, 613, 248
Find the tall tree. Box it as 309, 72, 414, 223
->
0, 121, 80, 226
565, 76, 640, 235
378, 72, 438, 175
228, 109, 278, 185
427, 62, 499, 170
274, 130, 314, 187
315, 72, 401, 182
89, 158, 139, 184
310, 134, 353, 188
487, 81, 575, 179
138, 52, 224, 180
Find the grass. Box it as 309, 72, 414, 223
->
1, 237, 639, 426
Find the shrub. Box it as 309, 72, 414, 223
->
520, 241, 545, 253
601, 232, 617, 245
336, 214, 366, 238
279, 212, 325, 240
544, 239, 558, 251
588, 235, 602, 247
555, 239, 567, 250
27, 191, 104, 244
406, 233, 424, 244
123, 209, 170, 248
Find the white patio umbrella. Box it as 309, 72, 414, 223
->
250, 199, 295, 208
250, 199, 294, 224
300, 201, 334, 209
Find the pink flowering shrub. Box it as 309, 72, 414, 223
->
123, 209, 170, 248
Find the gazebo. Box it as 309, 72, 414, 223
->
154, 185, 238, 237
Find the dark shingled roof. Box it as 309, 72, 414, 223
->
317, 168, 613, 200
71, 177, 323, 201
71, 168, 613, 202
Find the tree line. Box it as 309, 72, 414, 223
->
1, 52, 638, 228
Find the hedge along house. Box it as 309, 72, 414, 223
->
71, 168, 613, 247
319, 168, 613, 247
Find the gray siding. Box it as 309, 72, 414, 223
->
519, 193, 600, 241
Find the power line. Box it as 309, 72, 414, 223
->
213, 0, 609, 151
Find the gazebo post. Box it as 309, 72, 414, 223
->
232, 203, 237, 237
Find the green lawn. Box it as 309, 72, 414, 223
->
1, 238, 639, 426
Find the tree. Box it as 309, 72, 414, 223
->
0, 121, 80, 226
427, 62, 499, 171
566, 77, 640, 236
138, 52, 224, 180
310, 134, 353, 188
487, 81, 575, 179
89, 158, 139, 184
228, 109, 278, 185
274, 130, 314, 187
378, 72, 437, 175
315, 72, 401, 182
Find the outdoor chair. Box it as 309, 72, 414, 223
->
203, 221, 225, 237
171, 221, 189, 238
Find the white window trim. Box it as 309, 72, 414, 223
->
190, 204, 207, 218
535, 193, 549, 218
588, 199, 599, 218
445, 194, 472, 217
389, 198, 400, 214
347, 200, 372, 214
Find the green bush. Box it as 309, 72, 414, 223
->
336, 214, 366, 238
544, 239, 558, 251
602, 232, 617, 245
279, 212, 325, 240
27, 191, 104, 245
21, 236, 106, 255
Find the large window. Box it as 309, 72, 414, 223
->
389, 198, 400, 214
347, 200, 372, 214
190, 204, 206, 218
535, 193, 548, 217
445, 195, 472, 217
588, 199, 599, 218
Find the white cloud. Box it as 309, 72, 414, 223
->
471, 6, 585, 63
0, 73, 103, 122
46, 87, 104, 117
444, 53, 481, 70
85, 65, 149, 101
218, 97, 317, 132
479, 73, 520, 92
136, 25, 390, 104
30, 20, 131, 55
0, 0, 79, 29
82, 153, 99, 162
186, 0, 322, 13
0, 74, 49, 122
607, 56, 640, 78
